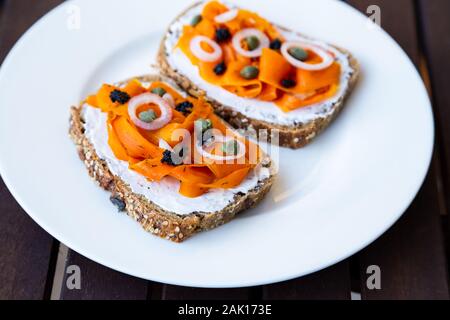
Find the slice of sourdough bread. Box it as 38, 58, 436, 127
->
157, 1, 360, 149
69, 75, 275, 243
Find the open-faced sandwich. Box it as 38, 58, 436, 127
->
69, 75, 275, 242
159, 0, 359, 148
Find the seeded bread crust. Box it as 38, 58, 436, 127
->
69, 75, 275, 243
157, 2, 360, 149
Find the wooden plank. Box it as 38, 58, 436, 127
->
152, 265, 351, 301
59, 250, 150, 300
160, 258, 351, 301
0, 179, 56, 299
160, 285, 253, 300
418, 0, 450, 265
347, 0, 449, 300
263, 261, 351, 300
0, 0, 63, 300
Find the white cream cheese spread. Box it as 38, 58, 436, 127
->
81, 105, 270, 215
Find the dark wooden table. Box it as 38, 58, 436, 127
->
1, 0, 449, 300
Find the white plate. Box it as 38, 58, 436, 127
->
0, 0, 433, 288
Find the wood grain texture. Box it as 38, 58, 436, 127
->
0, 179, 56, 299
418, 0, 450, 267
160, 285, 252, 300
59, 250, 150, 300
347, 0, 449, 300
0, 0, 63, 300
263, 261, 351, 300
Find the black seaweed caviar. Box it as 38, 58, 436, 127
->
281, 79, 296, 88
110, 196, 126, 212
270, 39, 282, 50
161, 150, 176, 166
161, 149, 183, 166
175, 101, 194, 115
109, 89, 130, 104
215, 27, 231, 43
214, 62, 227, 75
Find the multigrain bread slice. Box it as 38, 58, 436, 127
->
69, 75, 275, 243
157, 1, 360, 149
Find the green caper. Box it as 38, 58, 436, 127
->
191, 15, 203, 27
221, 140, 239, 156
195, 118, 213, 133
288, 47, 309, 61
139, 110, 157, 123
246, 36, 260, 51
151, 87, 167, 97
240, 66, 259, 80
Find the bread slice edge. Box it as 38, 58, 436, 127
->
69, 75, 275, 243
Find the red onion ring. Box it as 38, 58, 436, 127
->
214, 9, 238, 23
190, 36, 223, 62
196, 135, 246, 162
281, 41, 334, 71
162, 93, 175, 108
128, 93, 173, 131
232, 28, 270, 58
